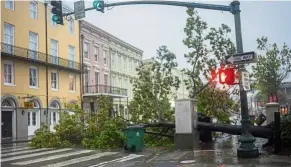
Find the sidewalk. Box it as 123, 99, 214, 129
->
145, 136, 291, 167
1, 136, 33, 145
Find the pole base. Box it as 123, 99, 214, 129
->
237, 147, 259, 158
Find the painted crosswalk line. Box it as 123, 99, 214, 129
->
11, 149, 94, 165
41, 151, 119, 167
89, 154, 144, 167
1, 148, 53, 158
1, 145, 28, 151
1, 148, 73, 162
1, 147, 31, 153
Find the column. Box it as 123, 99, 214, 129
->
174, 99, 199, 150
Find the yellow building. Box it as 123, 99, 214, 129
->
1, 1, 81, 140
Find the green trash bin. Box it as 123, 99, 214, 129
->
123, 125, 145, 152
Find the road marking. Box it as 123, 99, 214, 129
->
42, 152, 118, 167
1, 147, 31, 153
1, 148, 52, 158
1, 148, 72, 162
1, 145, 27, 151
12, 150, 94, 165
89, 154, 144, 167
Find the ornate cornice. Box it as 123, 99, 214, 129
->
80, 20, 143, 55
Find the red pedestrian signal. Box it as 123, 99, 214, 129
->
219, 67, 236, 85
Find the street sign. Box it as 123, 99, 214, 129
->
225, 51, 257, 65
241, 71, 251, 91
74, 1, 86, 20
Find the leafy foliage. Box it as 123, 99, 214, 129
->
182, 8, 236, 98
182, 8, 237, 122
129, 46, 180, 124
281, 114, 291, 146
198, 86, 240, 124
252, 36, 291, 96
129, 46, 180, 147
30, 96, 126, 149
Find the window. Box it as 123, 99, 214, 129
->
5, 0, 14, 10
104, 74, 108, 93
104, 74, 108, 85
29, 31, 38, 59
50, 10, 56, 27
68, 19, 74, 34
4, 61, 14, 85
129, 59, 132, 72
84, 42, 89, 59
103, 49, 107, 65
29, 67, 38, 88
111, 52, 115, 67
94, 46, 99, 62
95, 72, 99, 93
68, 45, 75, 68
53, 112, 56, 122
51, 71, 58, 90
32, 112, 36, 126
133, 60, 136, 70
28, 112, 31, 126
111, 76, 116, 87
95, 72, 99, 85
84, 70, 90, 93
50, 39, 58, 64
69, 74, 75, 91
30, 1, 37, 19
124, 78, 128, 90
119, 77, 122, 88
118, 55, 121, 68
4, 23, 14, 54
124, 57, 127, 70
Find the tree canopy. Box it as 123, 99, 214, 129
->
252, 36, 291, 100
129, 46, 180, 124
182, 8, 236, 98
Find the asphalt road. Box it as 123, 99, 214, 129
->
2, 136, 291, 167
1, 143, 148, 167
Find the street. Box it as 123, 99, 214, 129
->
1, 136, 291, 167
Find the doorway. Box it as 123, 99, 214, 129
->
2, 111, 13, 138
1, 97, 17, 139
28, 100, 41, 136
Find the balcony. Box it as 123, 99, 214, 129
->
83, 85, 128, 98
1, 43, 82, 72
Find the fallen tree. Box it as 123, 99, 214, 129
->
141, 122, 274, 139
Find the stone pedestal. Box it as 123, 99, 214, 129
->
174, 99, 200, 150
265, 103, 279, 124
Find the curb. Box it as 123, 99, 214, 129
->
1, 139, 32, 145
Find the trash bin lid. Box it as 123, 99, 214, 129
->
127, 125, 144, 129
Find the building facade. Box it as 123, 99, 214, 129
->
79, 20, 143, 118
109, 34, 143, 119
1, 1, 81, 139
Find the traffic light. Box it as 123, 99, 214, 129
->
219, 67, 236, 85
93, 0, 105, 13
51, 1, 64, 25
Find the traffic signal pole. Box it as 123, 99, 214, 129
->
62, 0, 259, 158
231, 1, 259, 158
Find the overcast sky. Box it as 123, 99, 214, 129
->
64, 0, 291, 77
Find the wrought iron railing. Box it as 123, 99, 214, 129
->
1, 42, 81, 71
83, 84, 127, 96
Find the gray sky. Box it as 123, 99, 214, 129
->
64, 0, 291, 76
